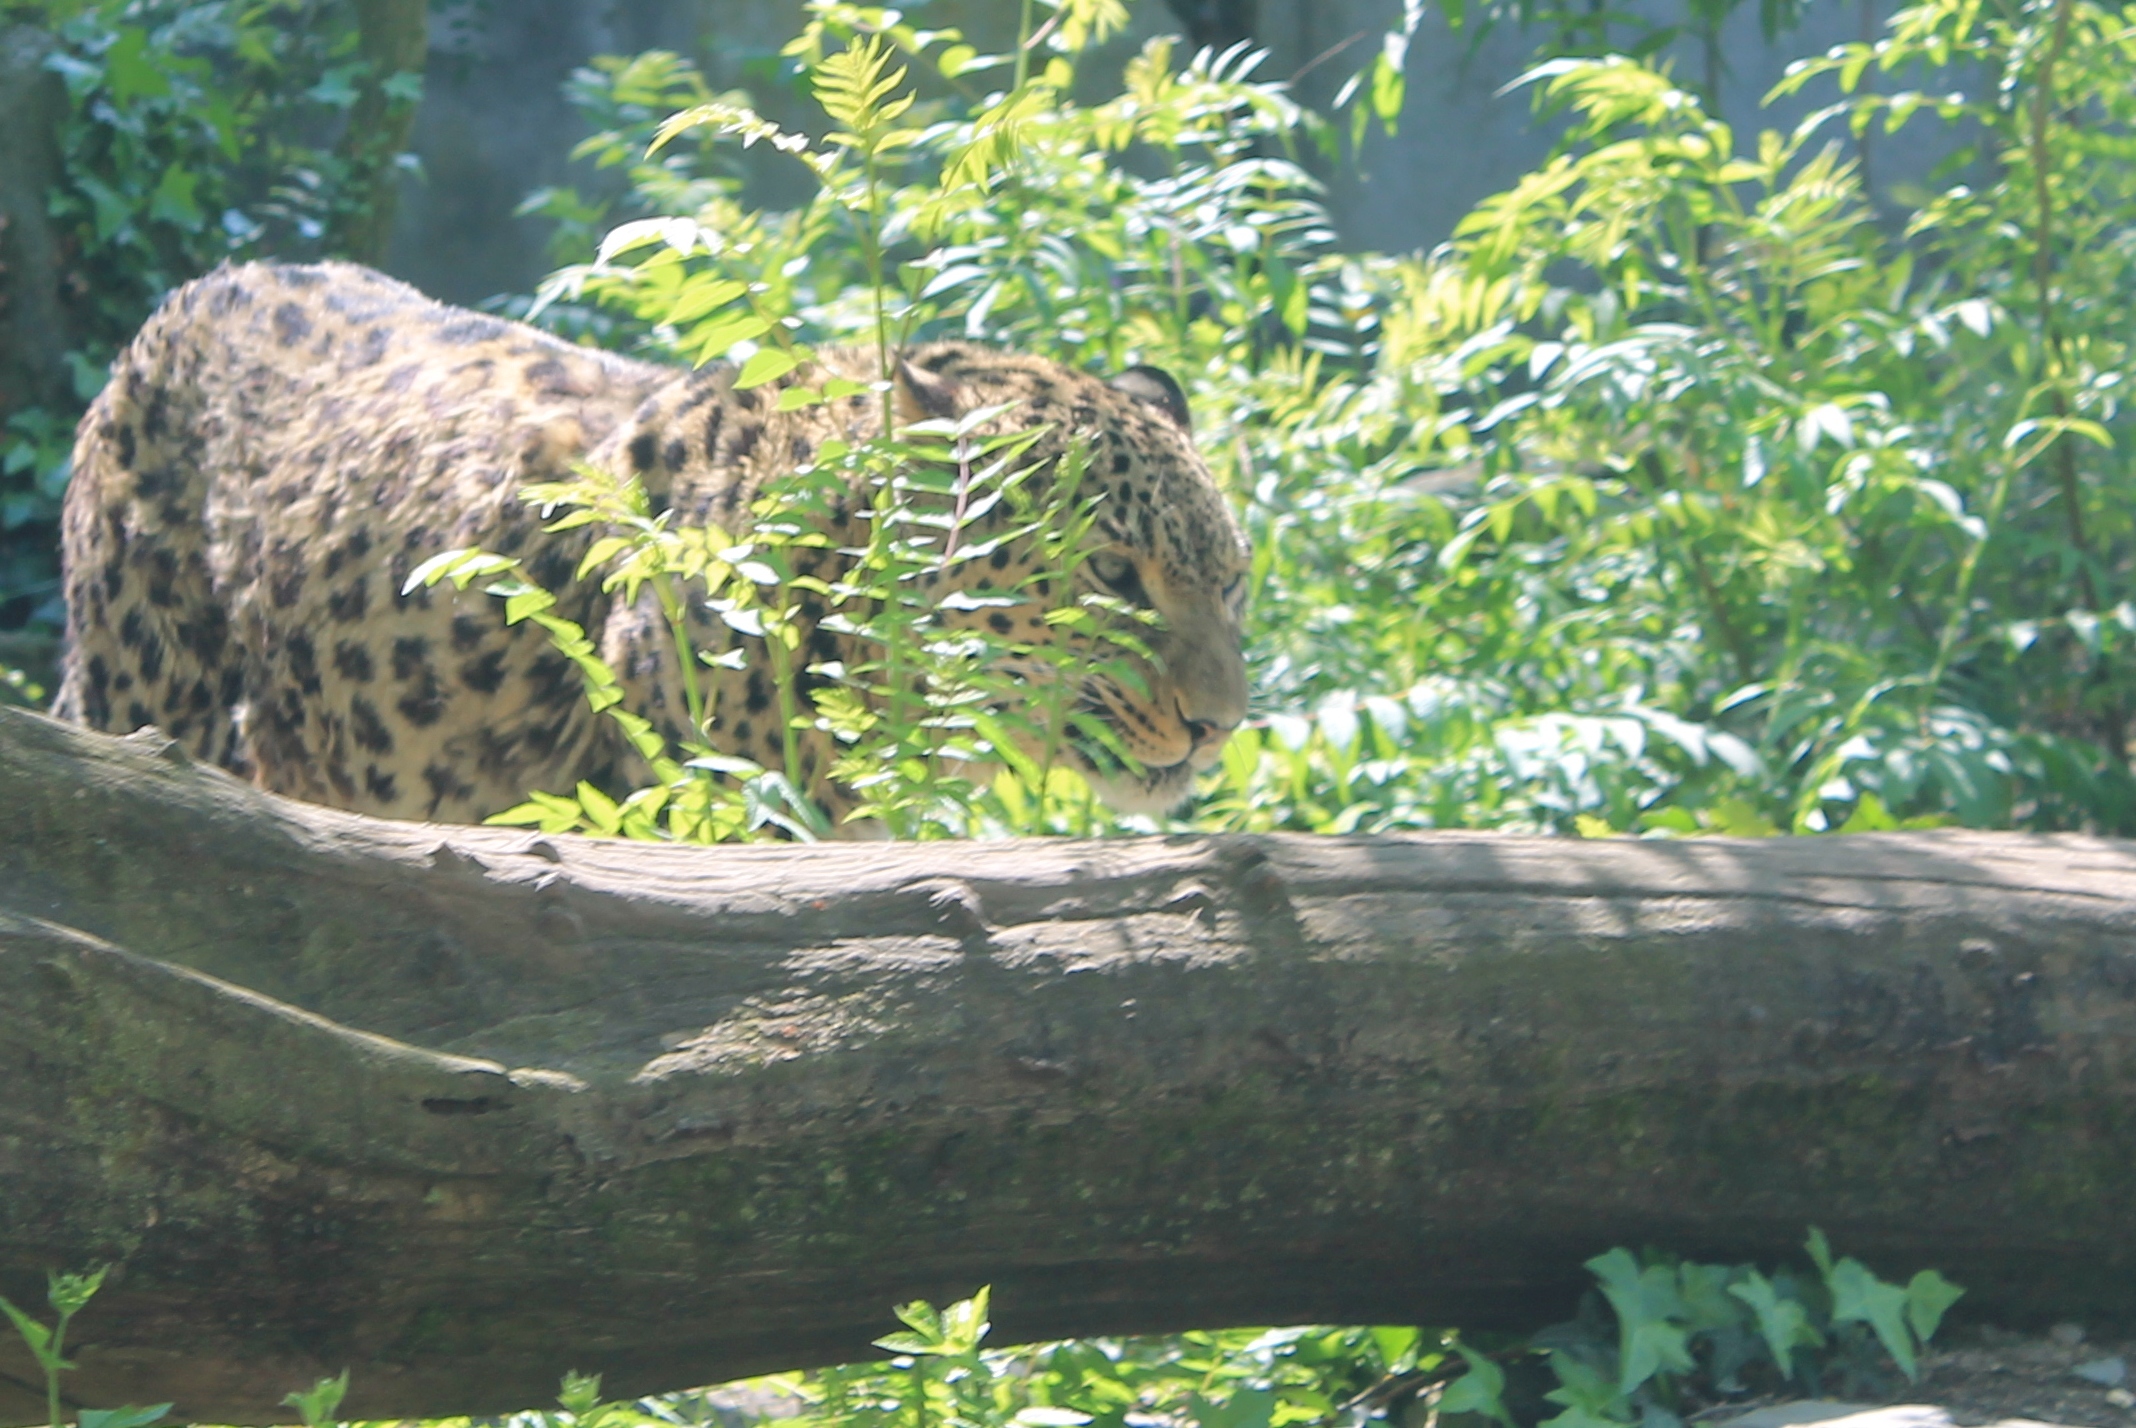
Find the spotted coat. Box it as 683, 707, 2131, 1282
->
56, 261, 1250, 824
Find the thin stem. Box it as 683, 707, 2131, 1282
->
2027, 0, 2094, 608
1013, 0, 1036, 91
1923, 459, 2021, 708
2021, 0, 2124, 761
649, 571, 707, 740
1633, 452, 1756, 686
864, 150, 893, 438
48, 1306, 74, 1428
767, 594, 809, 815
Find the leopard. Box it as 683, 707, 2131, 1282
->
54, 260, 1251, 827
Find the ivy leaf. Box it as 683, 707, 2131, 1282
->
1825, 1257, 1918, 1380
149, 165, 203, 231
306, 63, 363, 109
1441, 1345, 1516, 1428
103, 27, 170, 103
1728, 1271, 1822, 1380
1587, 1248, 1693, 1395
1542, 1350, 1633, 1426
1906, 1270, 1965, 1346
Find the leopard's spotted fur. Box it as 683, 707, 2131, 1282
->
56, 261, 1249, 824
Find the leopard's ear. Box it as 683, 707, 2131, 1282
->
1109, 365, 1191, 432
893, 352, 963, 425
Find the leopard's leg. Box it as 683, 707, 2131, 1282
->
57, 343, 251, 778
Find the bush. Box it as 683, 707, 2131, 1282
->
469, 0, 2133, 841
2, 0, 420, 630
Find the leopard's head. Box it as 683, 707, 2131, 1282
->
894, 347, 1251, 814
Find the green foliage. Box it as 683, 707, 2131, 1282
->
489, 1296, 1420, 1428
532, 1, 1329, 385
1196, 0, 2136, 838
439, 0, 1281, 840
492, 0, 2136, 843
2, 0, 418, 626
1437, 1235, 1964, 1428
1, 1241, 1958, 1428
0, 1266, 170, 1428
408, 405, 1152, 841
282, 1372, 352, 1428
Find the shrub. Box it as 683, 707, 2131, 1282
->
474, 0, 2134, 841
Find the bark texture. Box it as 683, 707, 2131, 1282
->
325, 0, 427, 265
0, 707, 2133, 1425
0, 24, 70, 421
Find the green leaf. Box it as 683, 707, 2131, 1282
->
102, 27, 170, 103
484, 793, 580, 831
736, 347, 805, 389
686, 313, 773, 364
0, 1295, 52, 1362
1440, 1346, 1515, 1428
1825, 1257, 1918, 1380
1587, 1248, 1693, 1395
575, 781, 622, 836
1906, 1270, 1964, 1345
281, 1369, 349, 1428
1188, 1388, 1276, 1428
1266, 251, 1308, 337
148, 166, 202, 231
501, 584, 558, 624
1676, 1261, 1747, 1332
307, 63, 362, 108
938, 1286, 991, 1352
1371, 1325, 1423, 1370
79, 1405, 171, 1428
46, 1268, 106, 1317
1804, 1227, 1836, 1278
557, 1370, 604, 1416
575, 536, 634, 581
1542, 1349, 1632, 1426
401, 548, 517, 594
666, 278, 749, 327
1729, 1271, 1822, 1380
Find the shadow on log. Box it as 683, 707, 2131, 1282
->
1, 706, 2133, 1424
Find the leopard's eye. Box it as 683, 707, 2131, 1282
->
1088, 550, 1149, 606
1222, 575, 1246, 613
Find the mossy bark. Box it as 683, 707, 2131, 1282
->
326, 0, 427, 265
0, 24, 70, 421
1, 707, 2133, 1425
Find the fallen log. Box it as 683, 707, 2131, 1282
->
0, 705, 2132, 1425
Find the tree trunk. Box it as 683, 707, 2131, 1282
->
325, 0, 427, 265
1, 706, 2133, 1426
0, 24, 71, 421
